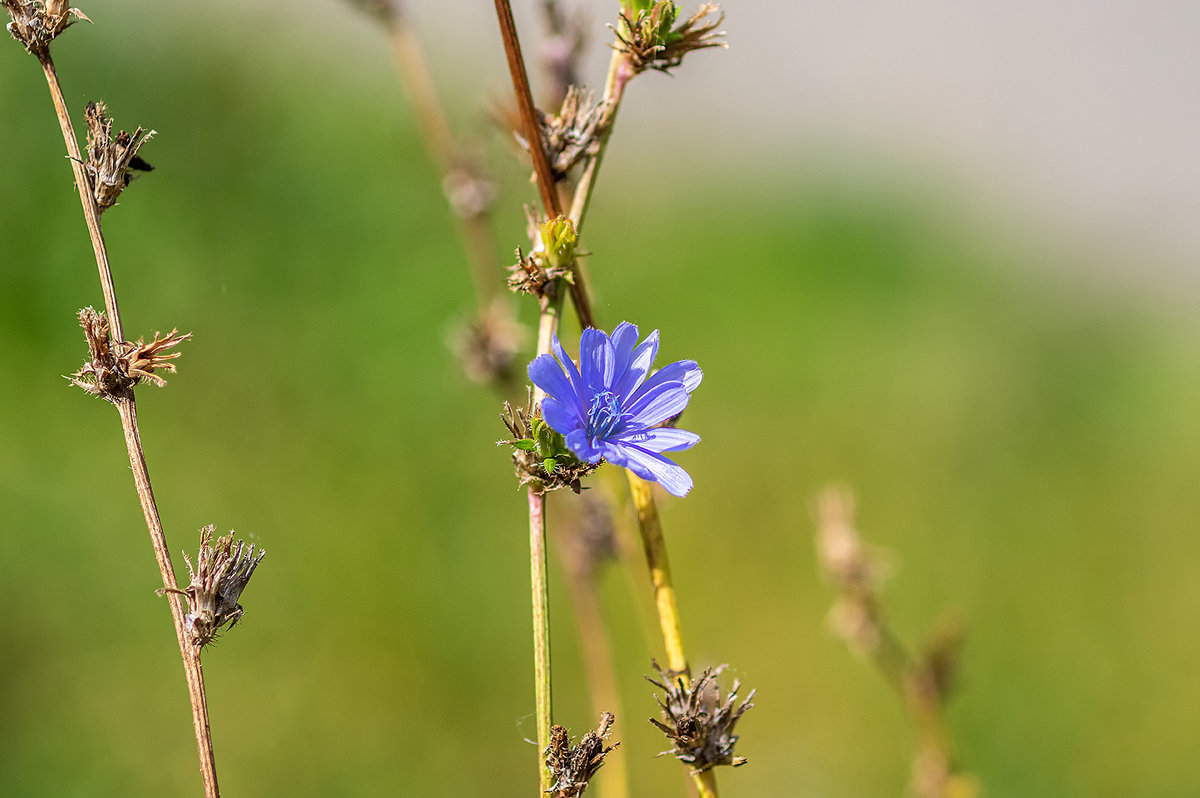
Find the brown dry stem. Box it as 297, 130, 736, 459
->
28, 43, 221, 798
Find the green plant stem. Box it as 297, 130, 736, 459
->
39, 52, 220, 798
527, 488, 553, 794
492, 3, 568, 791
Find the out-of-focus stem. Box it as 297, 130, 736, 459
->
384, 19, 498, 309
39, 51, 220, 798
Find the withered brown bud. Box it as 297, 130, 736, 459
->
69, 307, 190, 400
517, 87, 610, 181
545, 712, 620, 798
159, 525, 266, 649
3, 0, 88, 56
448, 298, 526, 386
83, 101, 155, 213
647, 660, 754, 774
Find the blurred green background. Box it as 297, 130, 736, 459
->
3, 2, 1200, 796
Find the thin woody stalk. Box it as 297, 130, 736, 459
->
36, 47, 220, 798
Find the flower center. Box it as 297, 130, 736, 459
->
586, 390, 629, 440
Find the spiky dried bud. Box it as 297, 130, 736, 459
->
83, 101, 155, 213
519, 87, 610, 181
159, 525, 266, 649
545, 712, 620, 797
3, 0, 88, 57
499, 387, 599, 494
647, 661, 754, 774
612, 2, 726, 75
68, 307, 191, 401
448, 298, 526, 386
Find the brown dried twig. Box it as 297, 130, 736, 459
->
4, 6, 224, 795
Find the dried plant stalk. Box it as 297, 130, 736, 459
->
3, 13, 222, 796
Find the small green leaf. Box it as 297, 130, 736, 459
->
543, 458, 558, 474
511, 439, 537, 452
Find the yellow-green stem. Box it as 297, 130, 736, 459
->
626, 473, 719, 798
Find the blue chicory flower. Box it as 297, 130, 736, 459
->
527, 322, 702, 497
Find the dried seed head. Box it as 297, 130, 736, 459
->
447, 298, 526, 386
518, 87, 610, 181
545, 712, 620, 798
3, 0, 89, 57
647, 661, 754, 774
612, 2, 726, 75
69, 307, 190, 401
441, 159, 497, 220
815, 486, 898, 656
83, 101, 155, 213
159, 525, 266, 649
499, 387, 600, 494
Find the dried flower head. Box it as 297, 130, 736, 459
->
499, 387, 600, 494
3, 0, 88, 57
612, 1, 726, 74
815, 486, 900, 656
69, 307, 190, 401
448, 298, 526, 386
647, 660, 754, 773
545, 712, 620, 798
83, 101, 155, 213
159, 525, 266, 649
519, 87, 610, 181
